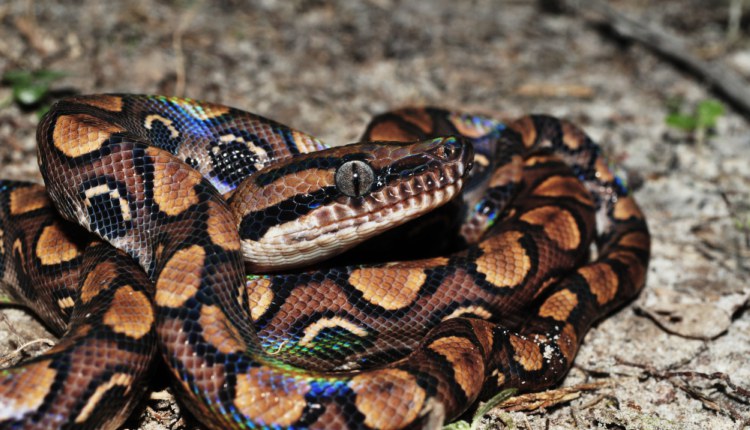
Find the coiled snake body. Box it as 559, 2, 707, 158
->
0, 95, 649, 429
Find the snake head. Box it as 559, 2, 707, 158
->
231, 136, 473, 271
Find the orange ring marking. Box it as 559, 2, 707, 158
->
154, 245, 204, 308
349, 369, 426, 430
349, 266, 426, 310
508, 335, 543, 371
36, 223, 81, 265
475, 230, 531, 288
53, 114, 124, 158
234, 366, 310, 426
520, 206, 581, 251
538, 288, 579, 321
578, 263, 619, 305
103, 285, 154, 339
428, 336, 484, 399
9, 186, 49, 215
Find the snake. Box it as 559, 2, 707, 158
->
0, 94, 650, 430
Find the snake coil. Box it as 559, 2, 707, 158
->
0, 95, 649, 430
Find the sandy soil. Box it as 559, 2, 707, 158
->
0, 1, 748, 429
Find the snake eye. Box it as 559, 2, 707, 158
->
335, 160, 375, 197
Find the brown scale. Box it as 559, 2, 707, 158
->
0, 95, 649, 430
0, 183, 156, 430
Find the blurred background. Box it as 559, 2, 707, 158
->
0, 1, 748, 429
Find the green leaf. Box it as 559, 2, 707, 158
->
470, 388, 518, 429
696, 99, 724, 128
665, 99, 725, 134
665, 113, 698, 131
443, 420, 471, 430
2, 69, 67, 110
13, 83, 51, 105
1, 70, 33, 85
442, 389, 518, 430
32, 69, 67, 82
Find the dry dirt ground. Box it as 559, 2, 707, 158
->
0, 1, 748, 429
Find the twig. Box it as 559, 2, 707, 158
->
663, 370, 750, 401
617, 359, 750, 422
0, 338, 55, 366
496, 381, 611, 412
570, 0, 750, 120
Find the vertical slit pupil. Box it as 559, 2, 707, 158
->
336, 160, 374, 197
352, 163, 361, 196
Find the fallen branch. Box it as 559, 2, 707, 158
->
570, 0, 750, 120
496, 381, 611, 412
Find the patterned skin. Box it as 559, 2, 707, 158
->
0, 182, 155, 429
0, 95, 649, 430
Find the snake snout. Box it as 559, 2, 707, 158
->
460, 137, 474, 178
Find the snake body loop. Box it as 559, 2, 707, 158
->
0, 95, 649, 430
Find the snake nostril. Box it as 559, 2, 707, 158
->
435, 137, 462, 161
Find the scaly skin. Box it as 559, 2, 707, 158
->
0, 95, 648, 430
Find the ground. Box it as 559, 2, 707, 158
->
0, 1, 748, 429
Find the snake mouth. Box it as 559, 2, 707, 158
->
243, 156, 467, 272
